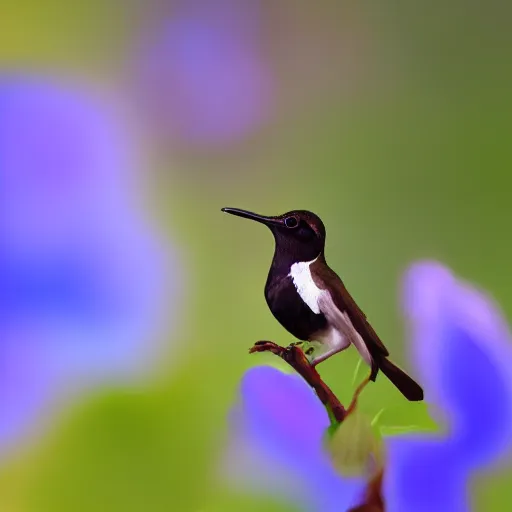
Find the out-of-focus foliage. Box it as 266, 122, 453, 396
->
1, 1, 512, 511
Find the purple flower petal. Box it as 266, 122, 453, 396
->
224, 366, 366, 512
133, 0, 273, 147
0, 77, 137, 248
240, 366, 329, 461
404, 261, 512, 466
384, 436, 470, 512
0, 334, 58, 453
0, 76, 176, 451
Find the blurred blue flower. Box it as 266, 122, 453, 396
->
134, 0, 273, 147
223, 261, 512, 511
0, 76, 175, 452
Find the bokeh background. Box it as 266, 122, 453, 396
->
1, 1, 512, 510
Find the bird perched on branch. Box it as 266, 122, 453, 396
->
221, 207, 423, 402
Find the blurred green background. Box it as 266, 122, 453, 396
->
2, 1, 512, 510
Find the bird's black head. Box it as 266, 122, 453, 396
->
221, 207, 326, 263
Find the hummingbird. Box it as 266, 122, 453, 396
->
221, 207, 423, 402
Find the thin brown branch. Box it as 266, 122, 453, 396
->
249, 340, 346, 422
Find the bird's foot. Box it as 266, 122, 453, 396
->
251, 341, 313, 368
249, 340, 322, 369
288, 341, 315, 356
295, 342, 321, 364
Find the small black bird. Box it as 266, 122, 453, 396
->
221, 207, 423, 402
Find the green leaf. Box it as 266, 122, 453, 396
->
372, 402, 440, 437
324, 410, 384, 478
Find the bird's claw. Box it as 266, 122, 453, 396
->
250, 341, 312, 367
289, 341, 317, 363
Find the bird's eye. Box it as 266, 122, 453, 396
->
284, 216, 299, 228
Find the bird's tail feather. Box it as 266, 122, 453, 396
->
378, 357, 424, 401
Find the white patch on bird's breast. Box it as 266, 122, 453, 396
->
288, 256, 323, 314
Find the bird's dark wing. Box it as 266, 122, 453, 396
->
311, 259, 389, 357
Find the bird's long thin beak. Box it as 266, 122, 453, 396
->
221, 207, 282, 227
